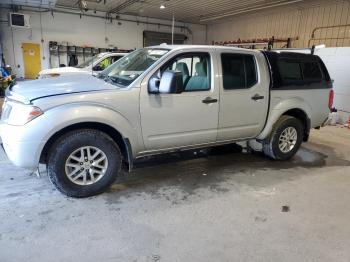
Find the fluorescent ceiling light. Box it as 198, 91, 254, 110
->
160, 4, 166, 9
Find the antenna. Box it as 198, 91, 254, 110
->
92, 53, 94, 75
171, 13, 175, 45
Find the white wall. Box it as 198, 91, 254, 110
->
316, 48, 350, 123
0, 8, 206, 78
207, 0, 350, 49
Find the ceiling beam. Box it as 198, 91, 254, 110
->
107, 0, 141, 14
200, 0, 304, 22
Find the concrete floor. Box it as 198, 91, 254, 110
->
0, 126, 350, 262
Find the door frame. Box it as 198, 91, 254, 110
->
216, 50, 270, 142
138, 48, 221, 154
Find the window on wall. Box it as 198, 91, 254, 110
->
221, 53, 257, 89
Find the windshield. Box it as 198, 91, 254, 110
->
98, 60, 120, 79
76, 54, 100, 68
102, 48, 169, 87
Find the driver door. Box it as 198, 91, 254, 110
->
140, 51, 219, 151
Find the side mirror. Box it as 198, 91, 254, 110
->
148, 75, 161, 94
148, 70, 184, 94
159, 71, 183, 94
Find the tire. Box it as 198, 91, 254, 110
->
263, 115, 303, 160
47, 129, 122, 198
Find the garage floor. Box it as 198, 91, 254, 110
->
0, 126, 350, 262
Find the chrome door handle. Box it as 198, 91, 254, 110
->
202, 97, 218, 104
251, 94, 264, 101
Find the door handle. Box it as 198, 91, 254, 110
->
251, 94, 264, 101
202, 97, 218, 104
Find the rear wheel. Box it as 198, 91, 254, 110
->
47, 129, 121, 197
263, 115, 303, 160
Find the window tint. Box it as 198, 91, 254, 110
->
263, 51, 329, 89
302, 62, 323, 80
246, 56, 257, 87
277, 60, 302, 82
165, 53, 211, 91
221, 53, 257, 89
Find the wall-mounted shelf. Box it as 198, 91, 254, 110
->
48, 41, 133, 68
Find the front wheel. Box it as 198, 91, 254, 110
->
47, 129, 122, 197
263, 115, 303, 160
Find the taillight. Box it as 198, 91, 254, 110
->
328, 89, 334, 111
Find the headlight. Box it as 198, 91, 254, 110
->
7, 103, 43, 126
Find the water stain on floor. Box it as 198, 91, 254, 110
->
104, 142, 350, 204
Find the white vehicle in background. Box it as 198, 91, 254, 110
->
37, 52, 127, 79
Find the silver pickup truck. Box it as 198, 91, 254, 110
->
0, 45, 333, 197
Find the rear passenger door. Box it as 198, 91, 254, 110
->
217, 52, 270, 141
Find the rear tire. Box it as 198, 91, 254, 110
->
263, 115, 303, 160
47, 129, 121, 198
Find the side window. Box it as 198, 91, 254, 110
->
301, 62, 323, 81
277, 59, 302, 84
96, 57, 112, 70
245, 56, 258, 87
164, 53, 211, 92
191, 57, 200, 76
111, 56, 123, 64
221, 53, 257, 89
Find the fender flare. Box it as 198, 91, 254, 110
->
257, 97, 312, 140
35, 103, 142, 169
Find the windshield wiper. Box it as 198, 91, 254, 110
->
105, 75, 117, 83
104, 75, 125, 87
97, 73, 106, 79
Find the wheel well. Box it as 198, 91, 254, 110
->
282, 109, 310, 142
40, 122, 130, 165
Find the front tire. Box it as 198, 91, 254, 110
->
263, 115, 303, 160
47, 129, 121, 197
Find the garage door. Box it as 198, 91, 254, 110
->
143, 31, 187, 47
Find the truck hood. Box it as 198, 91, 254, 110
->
38, 67, 87, 76
8, 74, 116, 103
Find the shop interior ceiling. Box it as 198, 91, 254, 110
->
1, 0, 57, 8
56, 0, 310, 23
2, 0, 341, 24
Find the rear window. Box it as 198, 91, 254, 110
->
301, 62, 323, 81
276, 58, 324, 86
263, 51, 331, 89
277, 60, 303, 83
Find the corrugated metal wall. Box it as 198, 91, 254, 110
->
208, 0, 350, 48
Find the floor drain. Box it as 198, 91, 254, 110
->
282, 205, 290, 212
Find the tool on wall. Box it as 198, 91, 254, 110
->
48, 41, 132, 68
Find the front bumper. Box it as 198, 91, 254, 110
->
0, 122, 44, 171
